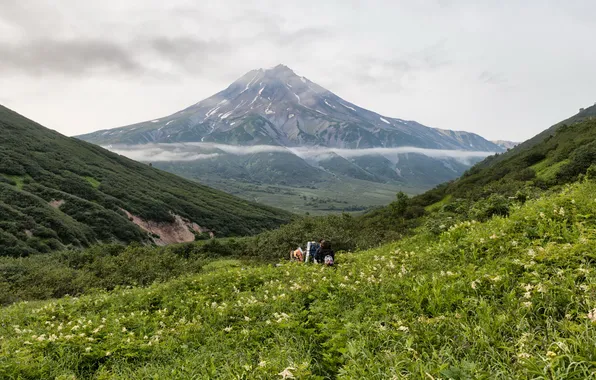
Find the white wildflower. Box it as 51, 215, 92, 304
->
278, 367, 295, 379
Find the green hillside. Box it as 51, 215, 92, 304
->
465, 104, 596, 175
414, 108, 596, 210
0, 105, 292, 256
2, 178, 596, 378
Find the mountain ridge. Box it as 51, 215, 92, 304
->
78, 64, 503, 152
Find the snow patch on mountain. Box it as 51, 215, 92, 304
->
221, 111, 234, 119
340, 102, 356, 112
206, 106, 220, 118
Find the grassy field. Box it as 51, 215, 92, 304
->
200, 177, 422, 215
2, 179, 596, 378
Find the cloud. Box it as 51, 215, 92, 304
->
334, 40, 452, 92
106, 142, 494, 165
0, 36, 236, 77
479, 70, 507, 85
0, 2, 332, 78
0, 39, 143, 76
109, 144, 221, 162
3, 1, 596, 143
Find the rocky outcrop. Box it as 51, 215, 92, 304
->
121, 209, 214, 246
49, 199, 65, 208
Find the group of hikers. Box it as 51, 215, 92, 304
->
290, 239, 335, 266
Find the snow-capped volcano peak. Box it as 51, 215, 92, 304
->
264, 63, 295, 74
78, 65, 503, 152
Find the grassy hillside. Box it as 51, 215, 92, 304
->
470, 104, 596, 172
414, 114, 596, 211
1, 178, 596, 378
0, 105, 292, 256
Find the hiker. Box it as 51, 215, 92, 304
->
315, 239, 334, 265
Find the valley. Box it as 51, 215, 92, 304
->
190, 176, 417, 215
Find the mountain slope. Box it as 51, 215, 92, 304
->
0, 105, 292, 256
491, 140, 518, 149
2, 179, 596, 378
476, 104, 596, 171
78, 65, 502, 151
412, 105, 596, 208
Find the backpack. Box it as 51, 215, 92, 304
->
305, 241, 319, 263
324, 255, 334, 266
290, 247, 304, 262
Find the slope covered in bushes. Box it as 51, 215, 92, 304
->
1, 178, 596, 378
0, 105, 292, 256
412, 113, 596, 214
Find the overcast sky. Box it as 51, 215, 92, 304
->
1, 0, 595, 142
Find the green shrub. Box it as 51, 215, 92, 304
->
471, 194, 510, 220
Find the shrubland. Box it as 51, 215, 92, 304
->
0, 211, 407, 305
420, 117, 596, 203
2, 178, 596, 378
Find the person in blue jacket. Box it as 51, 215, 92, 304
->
314, 239, 334, 265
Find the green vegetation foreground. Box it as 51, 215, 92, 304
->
2, 178, 596, 379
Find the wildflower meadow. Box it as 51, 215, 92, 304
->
1, 180, 596, 378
